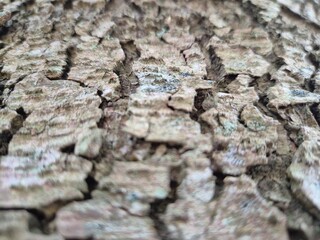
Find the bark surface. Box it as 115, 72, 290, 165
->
0, 0, 320, 239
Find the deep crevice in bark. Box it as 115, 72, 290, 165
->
115, 40, 140, 97
149, 179, 178, 240
61, 46, 75, 80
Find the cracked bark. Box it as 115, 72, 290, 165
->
1, 0, 320, 240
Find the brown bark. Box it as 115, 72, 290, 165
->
0, 0, 320, 239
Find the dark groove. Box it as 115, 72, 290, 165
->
288, 229, 308, 240
115, 40, 140, 97
83, 175, 98, 200
190, 89, 213, 133
61, 46, 75, 80
310, 103, 320, 127
64, 0, 73, 10
149, 179, 178, 240
60, 144, 75, 154
212, 171, 226, 201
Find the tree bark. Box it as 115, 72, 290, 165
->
0, 0, 320, 239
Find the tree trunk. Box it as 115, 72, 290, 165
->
0, 0, 320, 239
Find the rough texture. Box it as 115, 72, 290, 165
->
1, 0, 320, 239
205, 176, 288, 240
56, 199, 159, 240
0, 150, 92, 210
6, 73, 102, 155
0, 108, 23, 154
0, 10, 10, 27
288, 134, 320, 217
0, 211, 62, 240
